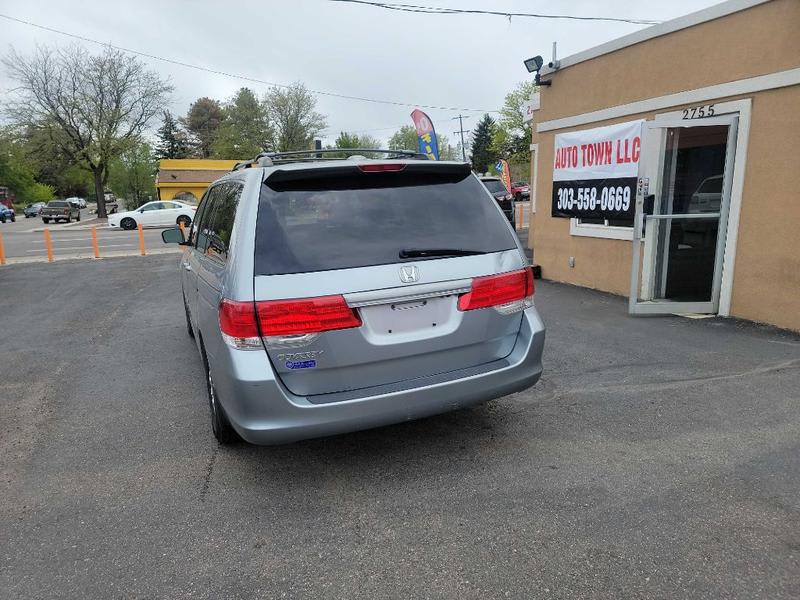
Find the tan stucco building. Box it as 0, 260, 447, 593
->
156, 159, 239, 202
529, 0, 799, 331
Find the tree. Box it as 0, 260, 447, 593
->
155, 111, 190, 159
0, 127, 55, 203
334, 131, 362, 150
470, 114, 496, 174
212, 88, 272, 159
108, 141, 157, 210
266, 83, 327, 151
388, 125, 419, 152
330, 132, 381, 158
3, 45, 172, 218
492, 81, 538, 164
181, 97, 224, 158
437, 134, 457, 161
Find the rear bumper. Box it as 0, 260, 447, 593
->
212, 306, 545, 445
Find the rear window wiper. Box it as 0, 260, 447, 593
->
399, 248, 487, 259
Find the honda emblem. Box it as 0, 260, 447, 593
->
399, 265, 420, 284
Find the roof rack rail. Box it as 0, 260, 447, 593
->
230, 148, 429, 170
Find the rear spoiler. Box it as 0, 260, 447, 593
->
264, 162, 472, 187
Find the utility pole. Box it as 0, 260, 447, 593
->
452, 114, 470, 161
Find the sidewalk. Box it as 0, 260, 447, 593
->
2, 246, 183, 265
28, 217, 108, 233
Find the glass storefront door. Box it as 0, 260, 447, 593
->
630, 115, 738, 315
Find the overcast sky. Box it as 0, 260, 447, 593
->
1, 0, 721, 147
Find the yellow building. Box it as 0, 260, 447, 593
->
156, 159, 240, 202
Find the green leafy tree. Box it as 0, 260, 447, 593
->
181, 97, 224, 158
492, 81, 538, 164
155, 111, 190, 159
108, 141, 157, 210
3, 45, 172, 217
212, 88, 272, 159
470, 114, 496, 174
334, 131, 361, 149
266, 83, 327, 151
329, 132, 381, 158
437, 134, 457, 161
388, 125, 419, 152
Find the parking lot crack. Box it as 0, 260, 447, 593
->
199, 444, 219, 503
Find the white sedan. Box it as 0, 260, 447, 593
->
108, 200, 197, 230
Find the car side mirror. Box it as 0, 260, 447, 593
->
162, 226, 187, 245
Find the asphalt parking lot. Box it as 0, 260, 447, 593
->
1, 255, 798, 599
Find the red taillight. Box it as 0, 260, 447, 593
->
457, 268, 534, 312
219, 299, 262, 350
219, 299, 259, 338
357, 163, 406, 173
257, 295, 361, 337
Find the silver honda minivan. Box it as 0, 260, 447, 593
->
162, 150, 545, 444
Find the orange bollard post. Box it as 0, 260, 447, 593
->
44, 228, 54, 262
0, 231, 6, 265
517, 203, 524, 229
137, 222, 146, 256
91, 225, 100, 259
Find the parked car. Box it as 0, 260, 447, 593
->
688, 174, 723, 213
480, 176, 515, 226
0, 203, 15, 223
511, 181, 530, 202
161, 150, 545, 445
24, 202, 46, 218
66, 196, 87, 209
108, 200, 196, 230
41, 200, 80, 223
103, 192, 119, 215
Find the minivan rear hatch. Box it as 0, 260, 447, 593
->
254, 162, 528, 398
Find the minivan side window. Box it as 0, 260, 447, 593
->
188, 191, 213, 246
195, 185, 223, 254
203, 183, 242, 263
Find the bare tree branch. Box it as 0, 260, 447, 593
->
2, 44, 172, 218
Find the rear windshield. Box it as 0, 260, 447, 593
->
48, 201, 68, 207
255, 169, 517, 275
482, 180, 507, 194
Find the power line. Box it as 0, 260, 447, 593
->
329, 0, 661, 25
0, 12, 499, 113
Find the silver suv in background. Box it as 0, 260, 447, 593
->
162, 150, 545, 445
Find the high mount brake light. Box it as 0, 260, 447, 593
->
457, 268, 534, 314
357, 163, 407, 173
257, 295, 362, 337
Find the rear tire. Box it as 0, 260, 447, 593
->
203, 351, 241, 445
65, 215, 71, 223
76, 213, 81, 222
177, 215, 191, 228
515, 193, 522, 202
120, 217, 136, 230
10, 216, 15, 222
42, 218, 49, 224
